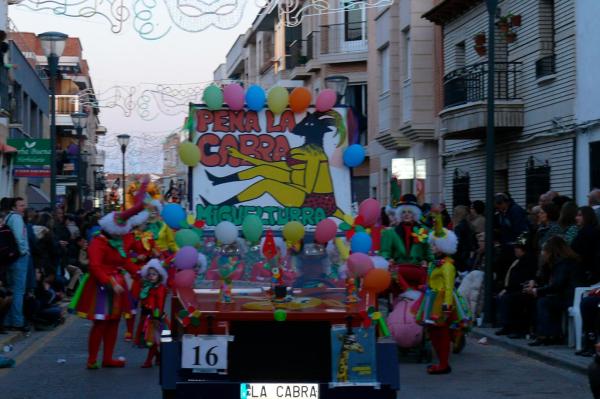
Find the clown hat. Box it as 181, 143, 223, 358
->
428, 212, 457, 255
141, 258, 168, 285
395, 193, 422, 222
99, 178, 149, 236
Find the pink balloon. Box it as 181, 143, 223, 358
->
315, 89, 337, 112
315, 219, 337, 244
173, 269, 197, 289
359, 198, 381, 227
347, 252, 374, 278
174, 246, 198, 270
223, 83, 245, 111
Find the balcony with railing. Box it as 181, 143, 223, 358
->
440, 62, 523, 139
55, 95, 80, 126
286, 39, 312, 79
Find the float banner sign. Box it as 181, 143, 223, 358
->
191, 106, 353, 227
7, 139, 51, 166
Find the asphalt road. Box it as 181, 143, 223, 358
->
0, 315, 593, 399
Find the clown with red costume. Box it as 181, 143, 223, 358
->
70, 180, 149, 369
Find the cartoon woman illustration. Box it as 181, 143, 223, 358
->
204, 111, 347, 220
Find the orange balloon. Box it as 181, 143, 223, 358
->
363, 269, 392, 294
289, 87, 312, 113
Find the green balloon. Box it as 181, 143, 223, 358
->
274, 309, 287, 322
179, 141, 201, 167
203, 85, 224, 110
175, 229, 201, 248
242, 215, 263, 244
267, 86, 289, 115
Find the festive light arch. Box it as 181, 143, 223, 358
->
17, 0, 395, 39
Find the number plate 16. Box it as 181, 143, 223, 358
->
181, 335, 231, 371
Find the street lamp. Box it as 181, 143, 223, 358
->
324, 75, 349, 104
117, 134, 130, 210
38, 31, 68, 210
483, 0, 499, 326
71, 111, 87, 209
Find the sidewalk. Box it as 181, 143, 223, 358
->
471, 327, 590, 375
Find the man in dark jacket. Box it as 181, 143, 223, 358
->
495, 237, 537, 338
493, 193, 530, 288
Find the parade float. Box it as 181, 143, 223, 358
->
158, 84, 400, 399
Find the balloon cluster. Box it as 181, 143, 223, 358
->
201, 84, 341, 116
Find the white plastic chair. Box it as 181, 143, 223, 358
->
568, 284, 600, 350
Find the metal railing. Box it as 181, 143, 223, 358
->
319, 22, 367, 55
443, 62, 521, 108
535, 55, 555, 79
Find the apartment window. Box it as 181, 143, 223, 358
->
345, 84, 368, 145
345, 1, 365, 41
402, 28, 411, 81
525, 157, 550, 207
452, 169, 470, 208
455, 41, 466, 70
536, 0, 556, 78
379, 45, 390, 93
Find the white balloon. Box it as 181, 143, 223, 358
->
197, 253, 208, 273
215, 221, 238, 245
371, 256, 389, 269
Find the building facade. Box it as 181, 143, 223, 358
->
367, 0, 441, 206
424, 0, 577, 209
574, 0, 600, 204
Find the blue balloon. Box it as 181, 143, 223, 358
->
246, 85, 266, 111
343, 144, 366, 168
162, 203, 186, 230
351, 232, 372, 254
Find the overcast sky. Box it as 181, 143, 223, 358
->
9, 3, 260, 173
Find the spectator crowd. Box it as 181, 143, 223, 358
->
0, 197, 100, 334
445, 189, 600, 355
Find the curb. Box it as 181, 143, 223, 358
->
0, 331, 24, 350
471, 328, 588, 376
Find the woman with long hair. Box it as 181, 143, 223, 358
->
534, 203, 561, 254
558, 202, 579, 244
524, 236, 584, 346
571, 206, 600, 284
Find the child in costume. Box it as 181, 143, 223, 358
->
135, 259, 168, 368
381, 194, 433, 292
70, 180, 149, 369
416, 213, 471, 375
123, 216, 159, 343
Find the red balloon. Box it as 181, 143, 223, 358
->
314, 219, 337, 244
174, 269, 197, 289
358, 198, 380, 227
347, 253, 374, 278
363, 269, 392, 293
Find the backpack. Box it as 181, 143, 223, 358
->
0, 214, 20, 268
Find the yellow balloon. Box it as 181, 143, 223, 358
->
267, 86, 289, 115
187, 214, 196, 226
335, 237, 350, 261
342, 214, 355, 226
283, 221, 304, 243
179, 141, 201, 167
